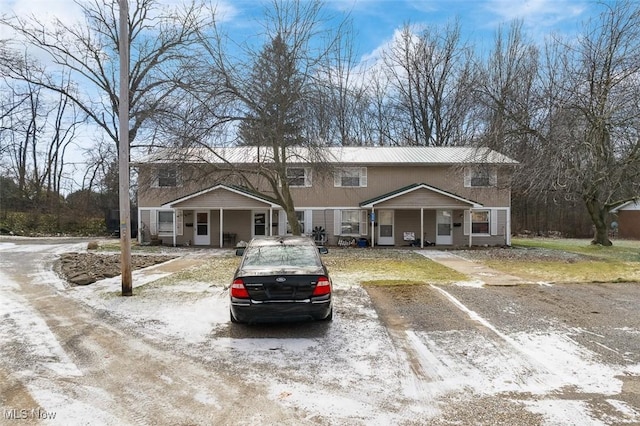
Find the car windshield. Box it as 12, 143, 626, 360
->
242, 245, 321, 269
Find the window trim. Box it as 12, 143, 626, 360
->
153, 166, 182, 188
286, 167, 312, 187
464, 167, 497, 188
334, 167, 367, 188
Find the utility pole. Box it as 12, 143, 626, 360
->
119, 0, 133, 296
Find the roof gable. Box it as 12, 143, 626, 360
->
360, 183, 482, 208
162, 184, 279, 208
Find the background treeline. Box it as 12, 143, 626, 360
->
1, 0, 638, 241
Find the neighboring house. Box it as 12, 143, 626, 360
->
609, 200, 640, 239
135, 146, 518, 248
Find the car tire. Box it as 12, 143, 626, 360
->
230, 309, 239, 324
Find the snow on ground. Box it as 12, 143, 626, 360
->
2, 242, 640, 424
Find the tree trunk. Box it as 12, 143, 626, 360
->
584, 196, 612, 246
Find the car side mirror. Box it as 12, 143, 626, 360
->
318, 246, 329, 255
235, 248, 245, 256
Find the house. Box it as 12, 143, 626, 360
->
609, 200, 640, 239
135, 146, 518, 248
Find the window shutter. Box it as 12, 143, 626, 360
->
360, 210, 368, 236
150, 210, 158, 235
176, 210, 183, 236
360, 167, 367, 187
334, 170, 342, 187
490, 168, 497, 187
304, 210, 313, 234
463, 210, 470, 236
305, 168, 313, 187
490, 209, 498, 235
333, 210, 342, 235
278, 210, 287, 236
463, 168, 471, 187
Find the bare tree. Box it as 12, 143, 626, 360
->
382, 21, 478, 146
0, 0, 212, 151
172, 0, 350, 235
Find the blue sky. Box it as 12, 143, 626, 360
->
213, 0, 595, 60
0, 0, 600, 61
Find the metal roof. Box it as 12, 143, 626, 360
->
136, 146, 518, 165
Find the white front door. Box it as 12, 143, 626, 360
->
436, 210, 453, 245
193, 211, 210, 245
253, 211, 267, 237
377, 210, 394, 245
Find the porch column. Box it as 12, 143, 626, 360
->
269, 208, 273, 236
137, 208, 142, 244
468, 208, 472, 247
506, 207, 511, 246
370, 207, 376, 247
219, 208, 224, 247
172, 209, 177, 247
420, 207, 424, 248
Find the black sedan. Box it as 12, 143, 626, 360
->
229, 236, 333, 324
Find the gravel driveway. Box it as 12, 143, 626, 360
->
1, 238, 639, 425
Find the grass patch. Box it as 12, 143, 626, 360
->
147, 255, 240, 288
361, 280, 427, 287
513, 237, 640, 262
491, 238, 640, 283
323, 249, 466, 284
482, 258, 640, 283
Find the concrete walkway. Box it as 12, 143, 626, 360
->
416, 250, 527, 286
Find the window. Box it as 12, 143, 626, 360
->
465, 167, 496, 188
286, 167, 311, 187
157, 166, 179, 187
471, 210, 490, 234
341, 210, 361, 235
158, 211, 174, 233
334, 167, 367, 187
286, 211, 305, 234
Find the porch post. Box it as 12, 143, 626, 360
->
137, 208, 142, 244
172, 209, 177, 247
468, 208, 472, 247
506, 207, 511, 246
269, 208, 273, 236
420, 207, 424, 248
370, 207, 375, 247
219, 208, 224, 247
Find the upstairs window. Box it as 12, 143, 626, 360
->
334, 167, 367, 188
286, 167, 312, 187
156, 166, 180, 187
464, 167, 497, 188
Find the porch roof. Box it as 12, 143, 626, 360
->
161, 184, 280, 208
359, 183, 483, 208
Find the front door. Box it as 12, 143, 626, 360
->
377, 210, 394, 246
436, 210, 453, 245
193, 211, 210, 245
253, 211, 267, 237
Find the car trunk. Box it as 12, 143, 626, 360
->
239, 273, 323, 301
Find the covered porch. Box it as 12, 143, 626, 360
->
360, 183, 510, 247
138, 184, 280, 247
